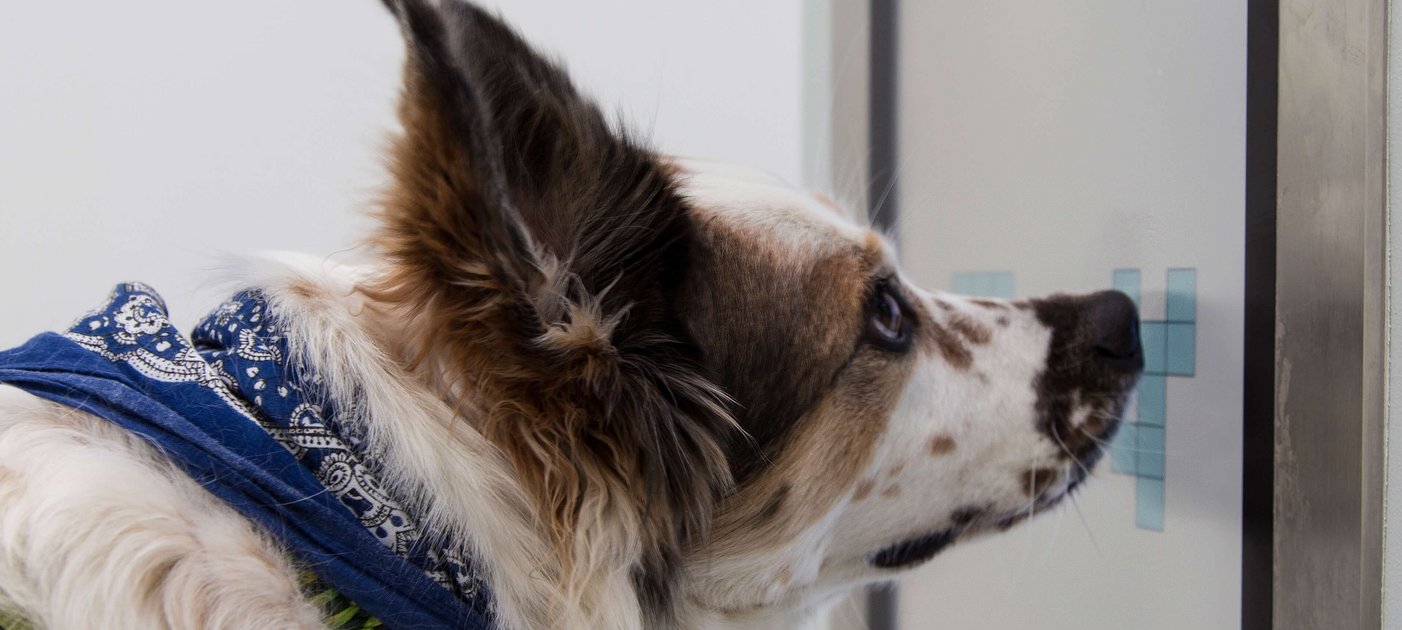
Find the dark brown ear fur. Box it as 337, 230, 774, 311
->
372, 0, 734, 618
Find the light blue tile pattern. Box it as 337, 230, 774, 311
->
1165, 323, 1196, 376
1165, 268, 1197, 322
1106, 267, 1197, 533
1136, 375, 1166, 426
1110, 424, 1138, 475
1113, 268, 1142, 308
951, 272, 1015, 299
1141, 321, 1167, 374
1136, 426, 1165, 480
1136, 477, 1166, 531
991, 273, 1014, 299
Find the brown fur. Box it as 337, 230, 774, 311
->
677, 219, 883, 484
1021, 468, 1060, 498
927, 435, 958, 456
371, 2, 738, 619
947, 314, 992, 345
926, 322, 974, 369
705, 345, 918, 555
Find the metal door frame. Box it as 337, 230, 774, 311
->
1272, 0, 1388, 628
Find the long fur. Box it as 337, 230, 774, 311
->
369, 2, 739, 622
0, 385, 325, 629
0, 2, 1141, 628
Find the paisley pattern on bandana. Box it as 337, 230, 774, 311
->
63, 283, 485, 604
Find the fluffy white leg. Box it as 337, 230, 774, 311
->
0, 385, 325, 630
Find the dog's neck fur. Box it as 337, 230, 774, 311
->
239, 253, 842, 630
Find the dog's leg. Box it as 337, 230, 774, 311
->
0, 385, 326, 629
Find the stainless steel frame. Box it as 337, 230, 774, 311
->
1274, 0, 1388, 628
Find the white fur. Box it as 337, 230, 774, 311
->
0, 385, 324, 629
674, 166, 1096, 626
0, 170, 1117, 629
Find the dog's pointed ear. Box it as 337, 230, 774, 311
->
377, 0, 685, 320
374, 1, 732, 616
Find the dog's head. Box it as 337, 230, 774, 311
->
372, 0, 1142, 623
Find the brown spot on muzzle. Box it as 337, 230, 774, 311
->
927, 322, 973, 369
1021, 468, 1060, 499
927, 435, 957, 456
947, 314, 992, 345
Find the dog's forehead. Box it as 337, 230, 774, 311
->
672, 159, 870, 255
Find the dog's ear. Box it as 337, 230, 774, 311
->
377, 0, 680, 309
374, 0, 732, 617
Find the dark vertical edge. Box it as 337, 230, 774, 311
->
866, 582, 898, 630
1241, 0, 1277, 628
867, 0, 899, 628
868, 0, 899, 233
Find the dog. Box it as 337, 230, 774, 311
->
0, 1, 1143, 628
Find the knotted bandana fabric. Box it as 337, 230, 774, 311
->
0, 283, 494, 630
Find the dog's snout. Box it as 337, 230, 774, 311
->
1087, 290, 1142, 371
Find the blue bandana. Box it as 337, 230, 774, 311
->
0, 284, 494, 630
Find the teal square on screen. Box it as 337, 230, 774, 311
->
1166, 268, 1197, 322
952, 273, 974, 295
1112, 268, 1142, 308
1136, 426, 1165, 480
952, 272, 1015, 299
1110, 423, 1138, 475
977, 274, 994, 296
1136, 375, 1166, 426
990, 273, 1015, 299
1136, 477, 1165, 531
952, 273, 980, 296
1165, 323, 1196, 376
1141, 321, 1167, 374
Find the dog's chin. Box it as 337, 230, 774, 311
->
867, 497, 1066, 573
867, 421, 1121, 574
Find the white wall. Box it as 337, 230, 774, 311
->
0, 0, 804, 346
894, 2, 1247, 628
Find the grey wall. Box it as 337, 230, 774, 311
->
893, 2, 1247, 628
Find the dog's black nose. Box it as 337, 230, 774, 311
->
1087, 290, 1143, 370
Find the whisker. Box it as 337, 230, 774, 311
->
1066, 491, 1105, 560
1072, 423, 1141, 449
1049, 423, 1093, 479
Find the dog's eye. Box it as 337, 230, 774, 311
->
867, 283, 911, 351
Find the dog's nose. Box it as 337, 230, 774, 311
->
1087, 290, 1143, 371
